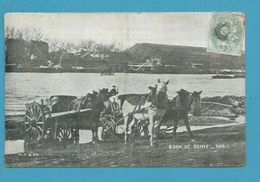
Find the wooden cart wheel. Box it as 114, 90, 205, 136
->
157, 126, 174, 138
57, 124, 73, 144
131, 119, 149, 137
101, 114, 116, 139
102, 125, 116, 139
24, 102, 45, 152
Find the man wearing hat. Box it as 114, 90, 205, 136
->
109, 85, 118, 97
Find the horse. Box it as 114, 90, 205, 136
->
161, 89, 202, 140
119, 79, 169, 146
88, 88, 110, 142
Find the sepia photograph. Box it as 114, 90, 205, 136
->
4, 12, 245, 167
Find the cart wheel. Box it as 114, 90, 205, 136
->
158, 126, 174, 138
57, 124, 73, 144
24, 102, 45, 152
131, 123, 141, 137
103, 126, 116, 139
101, 115, 116, 139
130, 119, 149, 138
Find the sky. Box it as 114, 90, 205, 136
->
5, 13, 212, 48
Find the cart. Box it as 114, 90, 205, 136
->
24, 94, 151, 151
24, 95, 92, 152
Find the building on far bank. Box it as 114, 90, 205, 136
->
5, 38, 49, 69
127, 43, 245, 73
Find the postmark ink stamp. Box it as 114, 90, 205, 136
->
207, 13, 245, 56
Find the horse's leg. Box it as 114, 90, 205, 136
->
95, 122, 100, 142
90, 113, 96, 143
91, 129, 95, 143
154, 117, 161, 137
173, 118, 179, 140
148, 113, 155, 146
97, 126, 104, 141
94, 127, 98, 142
91, 123, 98, 143
143, 120, 149, 136
124, 115, 129, 144
184, 114, 194, 140
173, 112, 181, 140
74, 120, 80, 144
155, 110, 166, 138
101, 125, 105, 140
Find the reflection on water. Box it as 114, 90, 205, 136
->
5, 128, 106, 154
5, 140, 24, 154
5, 129, 99, 155
5, 73, 245, 116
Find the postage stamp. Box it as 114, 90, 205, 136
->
207, 13, 245, 56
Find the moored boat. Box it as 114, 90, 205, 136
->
212, 74, 235, 79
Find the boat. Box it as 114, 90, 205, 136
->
212, 74, 236, 79
212, 73, 245, 79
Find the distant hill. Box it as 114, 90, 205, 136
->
127, 43, 245, 70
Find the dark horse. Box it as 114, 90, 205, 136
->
69, 89, 109, 143
88, 88, 110, 142
161, 89, 202, 140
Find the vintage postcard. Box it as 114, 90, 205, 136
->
4, 13, 245, 167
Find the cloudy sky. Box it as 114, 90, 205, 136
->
5, 13, 212, 48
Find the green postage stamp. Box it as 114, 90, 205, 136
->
207, 13, 245, 56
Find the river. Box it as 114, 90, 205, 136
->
5, 73, 245, 116
5, 73, 245, 155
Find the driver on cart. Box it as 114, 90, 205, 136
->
108, 85, 121, 113
109, 85, 118, 102
109, 85, 118, 97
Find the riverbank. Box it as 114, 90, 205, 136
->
5, 123, 245, 167
5, 68, 218, 74
5, 95, 245, 140
5, 94, 245, 167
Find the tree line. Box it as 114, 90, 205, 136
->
5, 26, 126, 53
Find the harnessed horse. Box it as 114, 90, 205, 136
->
70, 89, 109, 143
88, 89, 110, 142
119, 79, 169, 146
161, 89, 202, 140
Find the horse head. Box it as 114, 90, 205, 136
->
148, 85, 158, 103
177, 89, 191, 111
157, 79, 169, 94
148, 80, 169, 108
190, 91, 202, 103
190, 90, 202, 116
176, 89, 202, 115
98, 88, 110, 103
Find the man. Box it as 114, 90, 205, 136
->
108, 85, 121, 113
109, 85, 118, 97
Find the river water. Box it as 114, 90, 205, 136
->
5, 73, 245, 116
